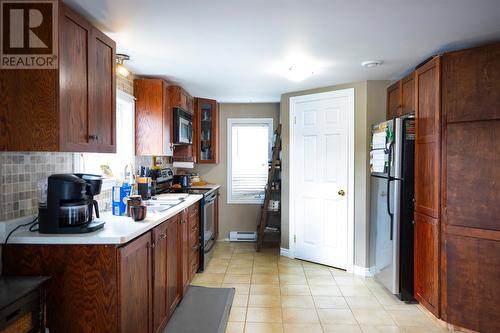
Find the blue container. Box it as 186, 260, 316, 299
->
112, 183, 132, 216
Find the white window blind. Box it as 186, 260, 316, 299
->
227, 118, 273, 204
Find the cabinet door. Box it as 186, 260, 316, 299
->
401, 73, 415, 116
386, 81, 401, 119
119, 232, 152, 333
89, 28, 116, 153
166, 214, 181, 317
135, 79, 166, 156
59, 5, 92, 151
180, 209, 190, 295
414, 212, 439, 316
152, 222, 169, 332
196, 98, 219, 163
415, 57, 441, 218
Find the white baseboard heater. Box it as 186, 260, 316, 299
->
229, 231, 257, 242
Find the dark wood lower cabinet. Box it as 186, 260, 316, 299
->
152, 221, 169, 332
119, 232, 153, 333
3, 203, 200, 333
444, 234, 500, 333
166, 215, 181, 318
414, 212, 439, 316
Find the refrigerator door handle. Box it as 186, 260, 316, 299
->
386, 140, 395, 241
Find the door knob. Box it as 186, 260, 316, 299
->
338, 190, 345, 196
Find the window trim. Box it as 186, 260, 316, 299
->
227, 117, 274, 205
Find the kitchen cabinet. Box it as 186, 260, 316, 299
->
414, 212, 439, 315
414, 56, 441, 316
165, 214, 181, 318
134, 79, 174, 156
188, 203, 201, 280
386, 73, 415, 119
119, 232, 153, 333
152, 221, 169, 332
440, 43, 500, 332
168, 86, 193, 114
3, 201, 202, 333
195, 98, 219, 163
401, 73, 415, 116
0, 3, 116, 152
386, 81, 401, 119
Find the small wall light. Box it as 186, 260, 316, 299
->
116, 53, 130, 77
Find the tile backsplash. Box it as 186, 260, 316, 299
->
0, 152, 74, 221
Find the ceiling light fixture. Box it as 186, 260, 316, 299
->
361, 60, 383, 68
116, 53, 131, 77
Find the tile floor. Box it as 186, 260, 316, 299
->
191, 242, 453, 333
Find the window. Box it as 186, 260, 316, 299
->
227, 118, 273, 204
74, 90, 135, 187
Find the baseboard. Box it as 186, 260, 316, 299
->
280, 248, 294, 258
353, 265, 373, 277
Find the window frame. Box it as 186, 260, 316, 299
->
227, 117, 274, 205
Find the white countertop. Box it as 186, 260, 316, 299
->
8, 194, 203, 245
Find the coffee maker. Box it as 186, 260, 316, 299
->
38, 174, 105, 234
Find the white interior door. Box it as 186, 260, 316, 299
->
292, 90, 352, 269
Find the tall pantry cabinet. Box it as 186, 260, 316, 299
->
409, 43, 500, 332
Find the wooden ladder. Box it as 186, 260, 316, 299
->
256, 124, 282, 252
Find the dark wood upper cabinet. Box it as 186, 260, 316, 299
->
195, 98, 219, 163
401, 73, 415, 116
386, 81, 401, 119
168, 86, 193, 114
119, 232, 153, 333
0, 3, 116, 152
414, 56, 441, 219
134, 79, 173, 156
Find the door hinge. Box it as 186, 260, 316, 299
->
294, 235, 296, 243
294, 116, 297, 125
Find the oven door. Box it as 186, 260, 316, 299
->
201, 192, 216, 270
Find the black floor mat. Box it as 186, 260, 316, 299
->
163, 286, 235, 333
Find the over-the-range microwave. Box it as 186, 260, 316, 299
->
173, 107, 193, 144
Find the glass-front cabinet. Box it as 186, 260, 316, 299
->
196, 98, 219, 163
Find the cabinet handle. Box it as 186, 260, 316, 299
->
191, 225, 197, 231
181, 220, 186, 224
159, 233, 167, 240
191, 245, 198, 251
150, 242, 155, 249
89, 134, 98, 140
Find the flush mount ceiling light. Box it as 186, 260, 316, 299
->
361, 60, 383, 68
116, 53, 131, 77
285, 65, 315, 82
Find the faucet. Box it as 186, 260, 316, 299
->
124, 163, 136, 185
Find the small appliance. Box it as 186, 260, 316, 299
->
38, 174, 105, 234
173, 107, 193, 144
369, 114, 416, 302
172, 174, 191, 189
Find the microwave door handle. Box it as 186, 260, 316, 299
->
188, 122, 193, 144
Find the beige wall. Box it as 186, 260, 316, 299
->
194, 103, 280, 240
280, 80, 390, 268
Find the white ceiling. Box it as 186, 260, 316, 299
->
65, 0, 500, 102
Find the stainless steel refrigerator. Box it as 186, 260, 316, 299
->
369, 115, 415, 302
